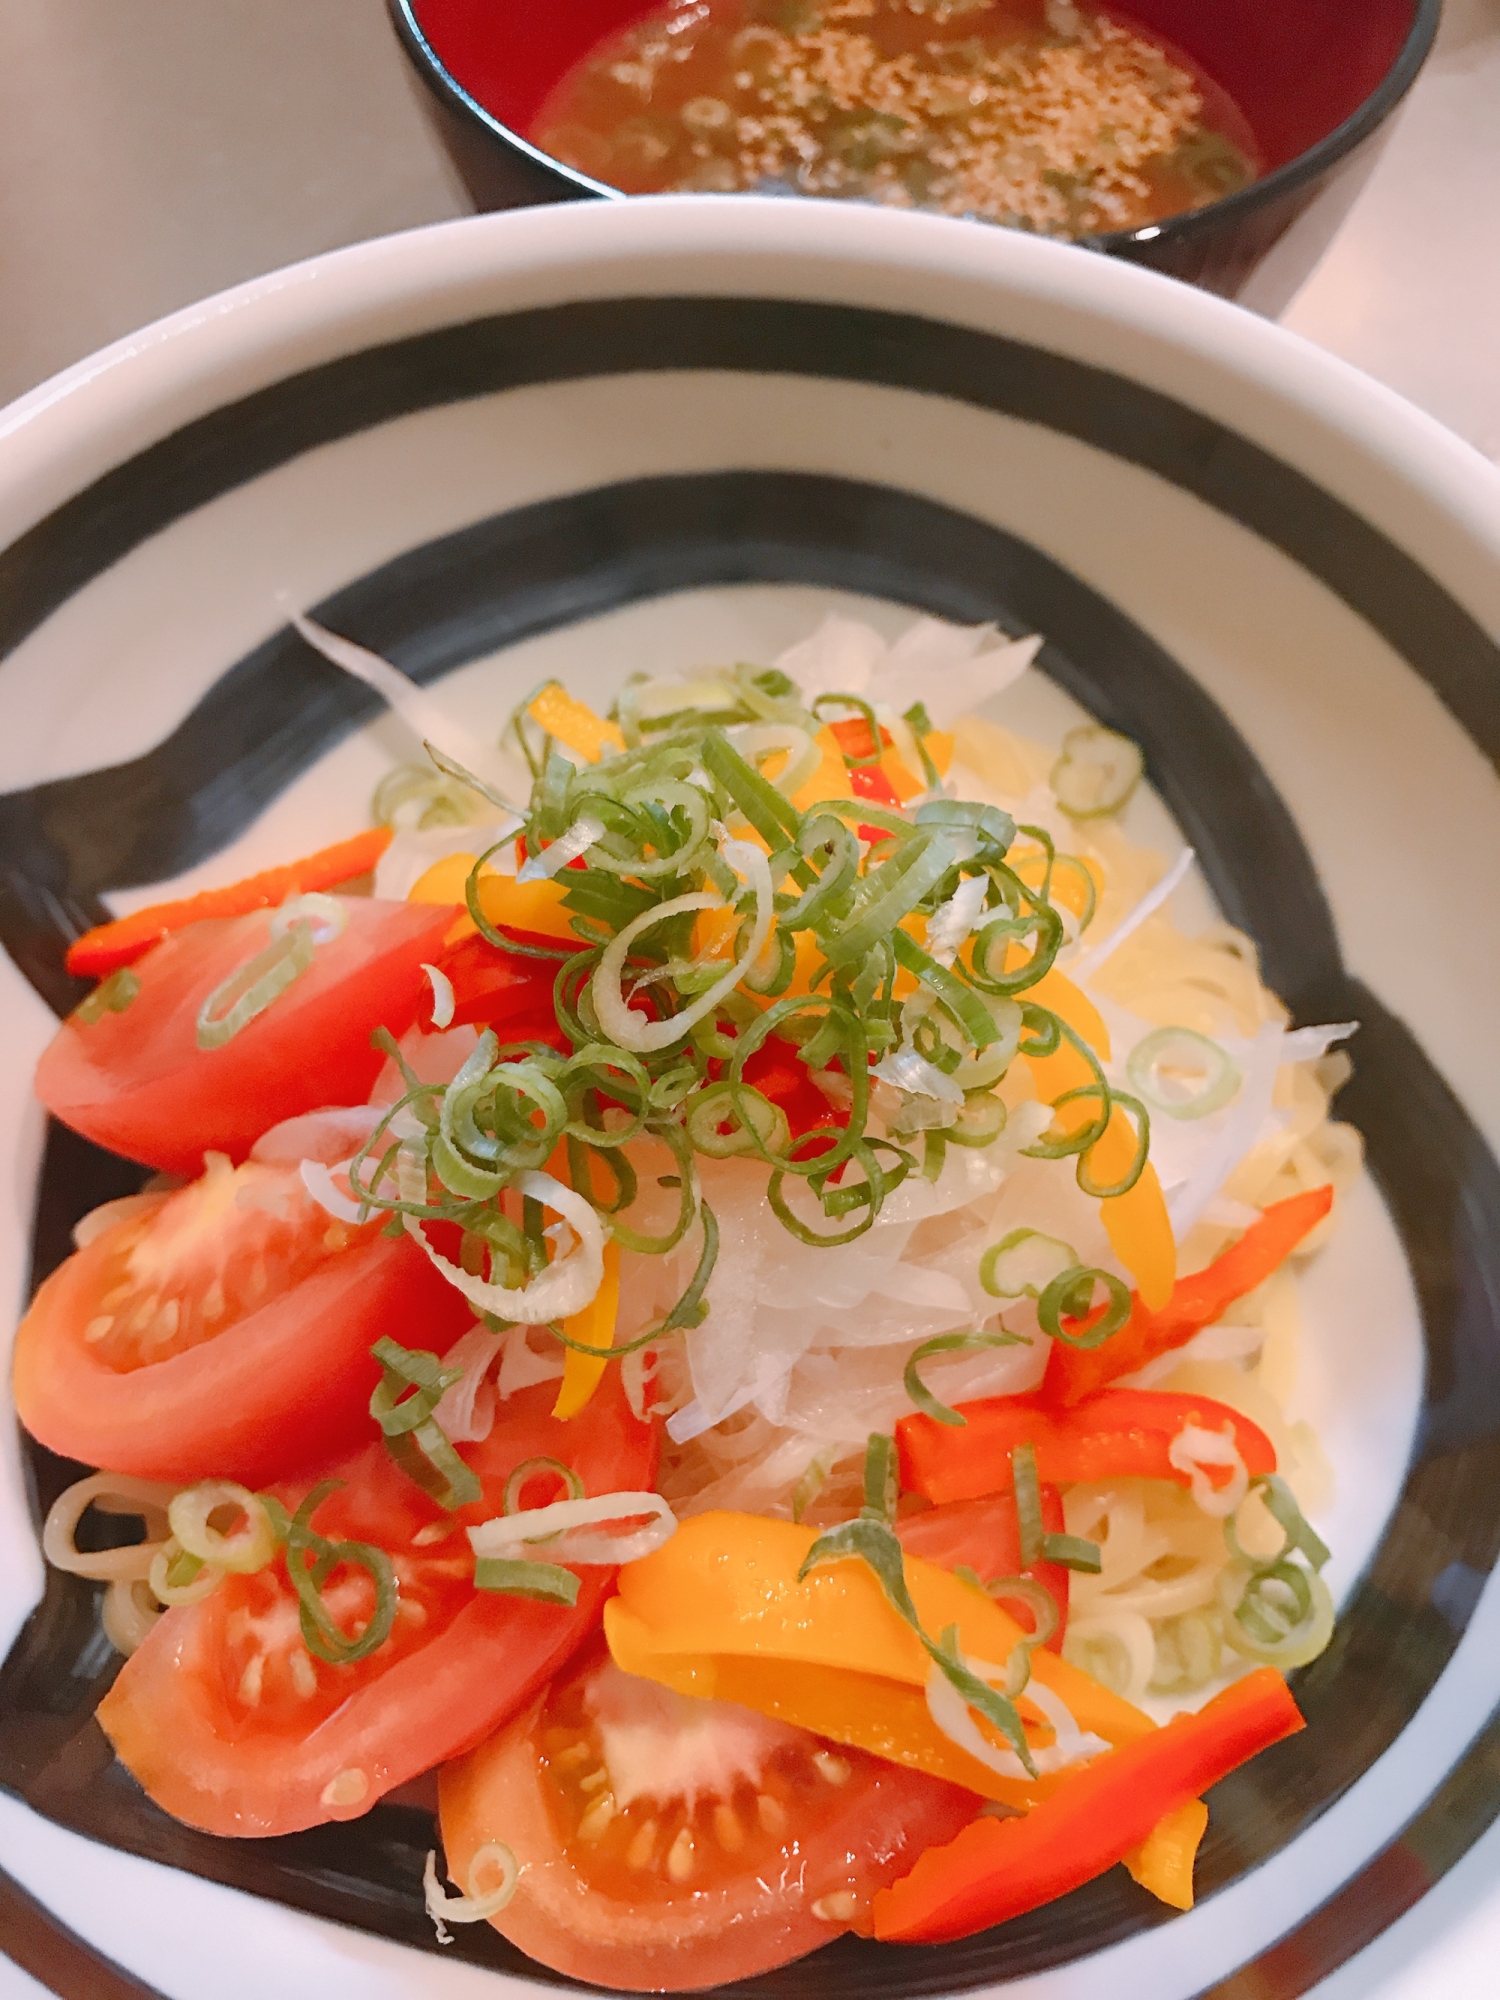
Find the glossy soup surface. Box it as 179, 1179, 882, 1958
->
532, 0, 1261, 238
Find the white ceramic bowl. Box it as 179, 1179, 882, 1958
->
2, 197, 1499, 2000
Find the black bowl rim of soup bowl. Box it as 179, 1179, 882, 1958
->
388, 0, 1442, 261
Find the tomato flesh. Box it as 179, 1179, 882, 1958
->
37, 897, 458, 1174
12, 1152, 474, 1486
97, 1376, 657, 1837
439, 1643, 979, 1991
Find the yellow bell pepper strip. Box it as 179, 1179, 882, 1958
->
1023, 967, 1176, 1310
552, 1238, 621, 1420
65, 827, 393, 979
411, 853, 580, 949
526, 684, 624, 763
604, 1511, 1154, 1810
1124, 1797, 1209, 1909
781, 725, 854, 813
1044, 1184, 1335, 1405
872, 1668, 1304, 1943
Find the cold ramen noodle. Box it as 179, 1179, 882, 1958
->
16, 612, 1356, 1989
533, 0, 1260, 239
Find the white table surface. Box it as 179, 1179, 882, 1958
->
1, 2, 1499, 1996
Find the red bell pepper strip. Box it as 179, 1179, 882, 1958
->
897, 1388, 1276, 1507
896, 1489, 1070, 1651
1044, 1185, 1335, 1407
873, 1667, 1304, 1942
429, 931, 567, 1046
65, 827, 395, 979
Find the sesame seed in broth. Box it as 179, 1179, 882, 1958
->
531, 0, 1260, 238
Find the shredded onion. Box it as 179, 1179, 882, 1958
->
423, 1843, 519, 1945
517, 814, 605, 882
431, 1323, 509, 1442
300, 1157, 365, 1224
468, 1490, 677, 1566
1071, 846, 1195, 983
925, 874, 990, 968
1169, 1421, 1249, 1517
422, 961, 456, 1031
873, 1046, 965, 1107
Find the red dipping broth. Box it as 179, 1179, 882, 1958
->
411, 0, 1418, 182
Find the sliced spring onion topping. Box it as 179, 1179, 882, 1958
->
424, 1843, 520, 1945
1168, 1420, 1249, 1518
503, 1456, 584, 1517
1049, 723, 1145, 820
267, 1480, 398, 1668
73, 967, 140, 1025
903, 1329, 1026, 1427
1219, 1477, 1333, 1667
422, 961, 455, 1030
168, 1480, 280, 1574
369, 1337, 482, 1511
980, 1230, 1078, 1300
800, 1434, 1037, 1777
473, 1557, 580, 1605
196, 919, 316, 1050
1126, 1025, 1241, 1121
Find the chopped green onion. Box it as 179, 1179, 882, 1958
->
369, 1337, 481, 1511
792, 1447, 838, 1524
1037, 1266, 1132, 1349
980, 1230, 1078, 1300
473, 1557, 580, 1606
196, 919, 316, 1050
503, 1457, 583, 1518
904, 1330, 1026, 1426
1049, 724, 1144, 819
1012, 1442, 1045, 1568
862, 1432, 899, 1525
281, 1480, 397, 1667
1127, 1025, 1241, 1121
1041, 1533, 1103, 1573
73, 967, 140, 1025
984, 1575, 1060, 1648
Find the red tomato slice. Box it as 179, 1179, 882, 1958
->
96, 1376, 656, 1838
37, 897, 459, 1174
438, 1642, 979, 1991
896, 1491, 1071, 1652
12, 1149, 473, 1486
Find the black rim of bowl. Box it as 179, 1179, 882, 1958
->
387, 0, 1444, 248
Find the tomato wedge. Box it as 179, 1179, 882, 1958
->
97, 1375, 656, 1838
427, 931, 566, 1045
438, 1641, 979, 1991
898, 1389, 1277, 1507
37, 897, 459, 1174
12, 1143, 475, 1486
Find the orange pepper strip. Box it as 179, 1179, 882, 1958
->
553, 1239, 621, 1421
64, 827, 394, 979
897, 1388, 1276, 1507
872, 1669, 1304, 1943
1045, 1184, 1335, 1406
1124, 1797, 1209, 1910
1023, 968, 1176, 1310
605, 1512, 1154, 1810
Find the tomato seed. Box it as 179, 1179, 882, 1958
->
578, 1767, 610, 1794
812, 1891, 859, 1923
756, 1793, 787, 1836
237, 1655, 264, 1707
712, 1802, 744, 1852
626, 1818, 658, 1870
813, 1752, 851, 1786
578, 1794, 617, 1842
83, 1316, 114, 1344
288, 1649, 318, 1700
667, 1828, 696, 1881
320, 1767, 368, 1809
